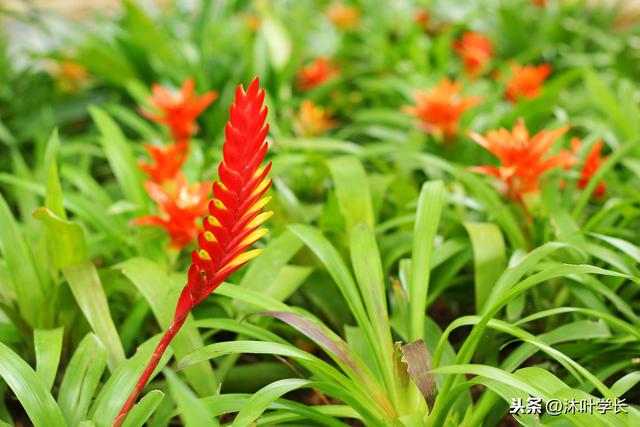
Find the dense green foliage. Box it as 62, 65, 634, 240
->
0, 0, 639, 425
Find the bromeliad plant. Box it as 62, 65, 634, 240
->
115, 77, 272, 426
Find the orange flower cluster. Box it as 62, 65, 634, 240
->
296, 57, 339, 91
293, 100, 339, 137
141, 78, 218, 142
135, 78, 217, 248
135, 174, 210, 248
505, 62, 552, 102
404, 78, 480, 139
327, 2, 360, 29
453, 32, 493, 78
414, 9, 431, 31
469, 119, 574, 202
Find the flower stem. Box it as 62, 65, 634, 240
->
113, 317, 186, 427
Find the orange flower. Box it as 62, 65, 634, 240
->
59, 61, 89, 81
505, 63, 552, 102
138, 139, 189, 184
532, 0, 546, 5
134, 173, 210, 249
141, 78, 217, 141
296, 57, 339, 91
470, 118, 575, 202
293, 100, 339, 137
414, 8, 431, 31
404, 78, 480, 139
244, 13, 261, 31
51, 60, 91, 93
453, 32, 493, 78
327, 2, 360, 29
572, 137, 607, 197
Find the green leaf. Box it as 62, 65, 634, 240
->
178, 340, 388, 422
33, 207, 87, 269
62, 262, 125, 369
409, 181, 445, 341
288, 225, 370, 339
348, 222, 396, 399
0, 340, 66, 427
121, 390, 165, 427
482, 242, 568, 314
611, 372, 640, 398
202, 395, 354, 426
34, 328, 64, 391
252, 311, 381, 395
43, 129, 66, 220
58, 334, 108, 427
583, 70, 634, 140
164, 370, 216, 427
231, 379, 312, 427
89, 105, 146, 209
238, 229, 305, 304
327, 156, 375, 231
90, 335, 172, 426
463, 222, 506, 313
114, 258, 218, 396
260, 16, 291, 71
0, 192, 46, 327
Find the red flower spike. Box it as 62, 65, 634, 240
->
141, 78, 218, 141
469, 118, 575, 203
453, 32, 493, 78
296, 57, 339, 91
403, 78, 480, 139
138, 139, 189, 183
505, 62, 552, 102
134, 173, 210, 249
115, 77, 271, 427
573, 137, 607, 197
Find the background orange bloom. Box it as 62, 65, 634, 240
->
404, 78, 480, 139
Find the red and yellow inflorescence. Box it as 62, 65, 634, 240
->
115, 77, 271, 427
176, 77, 272, 318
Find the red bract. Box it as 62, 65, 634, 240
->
573, 137, 607, 197
404, 78, 480, 139
134, 173, 210, 249
469, 118, 574, 203
141, 78, 217, 141
505, 62, 552, 101
138, 139, 189, 183
296, 57, 339, 91
115, 77, 271, 427
453, 32, 493, 78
